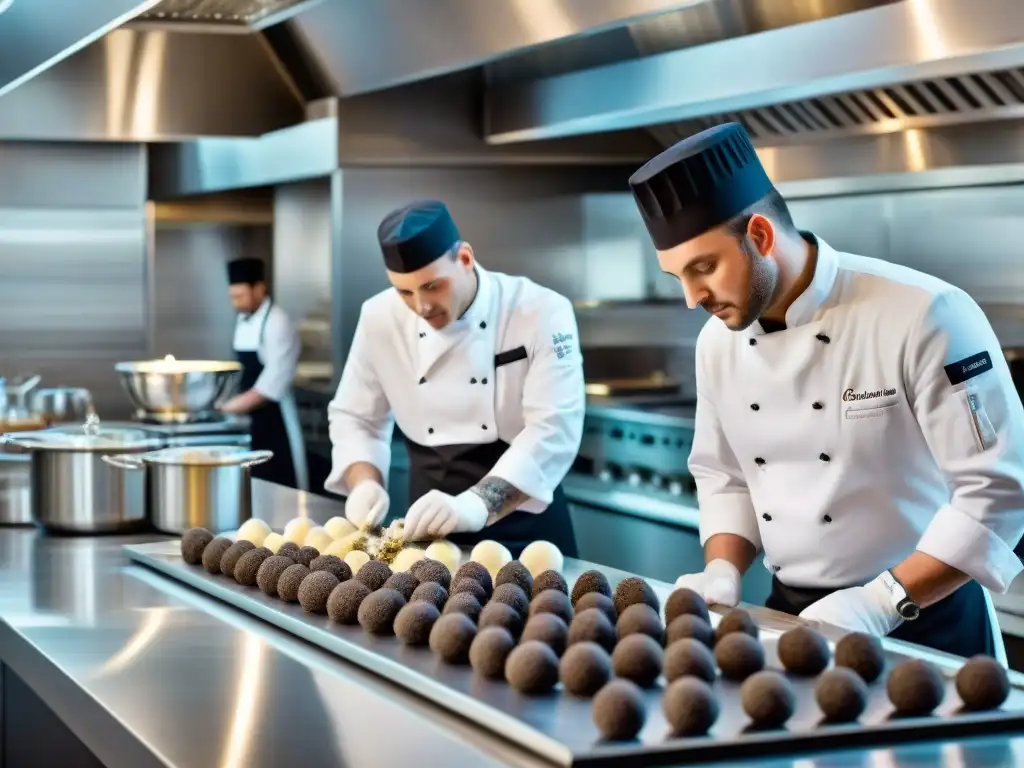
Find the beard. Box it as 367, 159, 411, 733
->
726, 238, 779, 331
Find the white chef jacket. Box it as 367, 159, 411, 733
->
692, 234, 1024, 594
325, 264, 585, 513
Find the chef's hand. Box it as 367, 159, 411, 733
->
344, 479, 390, 528
673, 558, 742, 607
799, 573, 903, 636
404, 490, 488, 542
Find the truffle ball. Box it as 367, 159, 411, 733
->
470, 540, 512, 579
815, 667, 869, 723
411, 558, 452, 591
454, 561, 493, 596
495, 560, 534, 597
181, 527, 214, 564
715, 632, 765, 681
521, 613, 569, 656
277, 564, 311, 603
575, 592, 617, 624
469, 626, 516, 679
394, 601, 440, 646
664, 638, 717, 684
529, 589, 574, 626
325, 531, 364, 560
391, 547, 426, 573
304, 526, 334, 554
572, 570, 612, 605
424, 539, 461, 575
715, 608, 759, 643
532, 569, 569, 599
410, 581, 448, 611
202, 537, 233, 573
429, 613, 477, 664
835, 632, 886, 683
742, 671, 797, 728
310, 554, 351, 582
560, 641, 612, 697
256, 555, 295, 596
383, 571, 419, 601
220, 540, 256, 579
277, 541, 301, 560
568, 608, 617, 653
283, 516, 315, 545
357, 587, 406, 635
236, 518, 271, 547
663, 677, 719, 736
294, 546, 320, 568
666, 614, 715, 648
665, 587, 710, 625
479, 601, 525, 638
450, 578, 488, 604
234, 546, 273, 586
345, 550, 371, 572
327, 579, 371, 624
506, 640, 560, 695
519, 540, 564, 577
616, 604, 664, 644
262, 532, 286, 554
778, 626, 831, 676
887, 659, 945, 716
323, 515, 357, 540
298, 570, 340, 613
612, 634, 663, 688
355, 560, 393, 591
613, 576, 660, 616
491, 583, 530, 617
592, 680, 646, 741
443, 592, 483, 621
956, 655, 1010, 712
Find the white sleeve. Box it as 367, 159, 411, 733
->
324, 306, 395, 495
488, 296, 585, 505
254, 311, 299, 402
908, 289, 1024, 593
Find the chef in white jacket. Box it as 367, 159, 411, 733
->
629, 122, 1024, 659
325, 200, 584, 556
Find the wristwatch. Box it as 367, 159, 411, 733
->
880, 569, 920, 621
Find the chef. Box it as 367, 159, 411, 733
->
221, 257, 308, 491
325, 200, 584, 556
629, 122, 1024, 659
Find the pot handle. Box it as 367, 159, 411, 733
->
102, 454, 146, 470
237, 450, 274, 468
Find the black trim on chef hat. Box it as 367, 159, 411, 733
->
629, 122, 776, 251
226, 257, 266, 285
378, 199, 461, 274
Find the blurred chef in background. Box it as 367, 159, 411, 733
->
221, 257, 308, 491
325, 200, 584, 556
629, 122, 1024, 659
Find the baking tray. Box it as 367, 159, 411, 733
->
125, 541, 1024, 767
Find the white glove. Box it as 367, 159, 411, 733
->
799, 573, 903, 636
673, 558, 742, 607
344, 479, 390, 528
404, 489, 488, 542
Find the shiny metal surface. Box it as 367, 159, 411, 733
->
0, 455, 31, 526
115, 359, 241, 422
138, 0, 310, 25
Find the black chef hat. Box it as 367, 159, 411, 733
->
377, 200, 461, 274
629, 122, 776, 250
227, 258, 265, 285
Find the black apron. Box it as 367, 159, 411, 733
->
236, 301, 297, 489
766, 576, 996, 659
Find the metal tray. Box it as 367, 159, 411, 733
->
126, 541, 1024, 767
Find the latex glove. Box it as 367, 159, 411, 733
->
404, 489, 488, 542
344, 479, 390, 528
799, 573, 903, 637
673, 558, 742, 607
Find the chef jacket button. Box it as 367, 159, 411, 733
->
419, 332, 426, 338
762, 513, 772, 521
812, 401, 823, 410
822, 514, 833, 523
419, 376, 427, 385
749, 338, 757, 346
482, 378, 488, 384
750, 404, 759, 411
428, 427, 434, 434
772, 565, 781, 572
479, 321, 487, 329
754, 457, 765, 466
815, 333, 831, 344
819, 453, 830, 462
470, 378, 477, 384
481, 424, 488, 430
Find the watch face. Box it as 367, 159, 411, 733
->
898, 599, 921, 621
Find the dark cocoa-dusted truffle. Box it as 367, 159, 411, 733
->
663, 677, 719, 736
277, 541, 301, 560
835, 632, 885, 683
310, 554, 351, 582
202, 537, 234, 574
778, 626, 830, 676
521, 613, 569, 656
505, 640, 560, 695
257, 555, 295, 596
816, 667, 869, 723
575, 592, 617, 624
612, 634, 663, 688
277, 563, 311, 603
529, 589, 574, 626
443, 592, 483, 621
568, 607, 617, 653
383, 571, 419, 601
616, 604, 664, 644
613, 576, 660, 616
492, 583, 530, 617
572, 569, 611, 605
666, 614, 714, 648
411, 581, 449, 611
592, 680, 646, 741
220, 540, 256, 578
742, 671, 796, 728
234, 546, 273, 586
181, 527, 214, 564
887, 659, 945, 716
355, 560, 393, 591
395, 601, 440, 646
664, 638, 717, 684
429, 612, 477, 664
664, 587, 710, 625
715, 632, 765, 681
479, 601, 525, 638
298, 570, 340, 613
560, 641, 612, 697
532, 569, 568, 599
411, 558, 452, 591
357, 587, 406, 635
469, 626, 516, 679
956, 655, 1010, 712
715, 608, 758, 643
454, 561, 493, 596
495, 560, 534, 596
450, 578, 488, 604
327, 579, 371, 624
294, 545, 320, 568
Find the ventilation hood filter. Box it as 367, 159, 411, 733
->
138, 0, 309, 24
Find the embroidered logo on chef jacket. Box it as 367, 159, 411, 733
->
552, 332, 575, 359
944, 351, 993, 386
842, 387, 897, 402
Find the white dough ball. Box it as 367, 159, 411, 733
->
345, 550, 370, 571
236, 518, 272, 546
262, 532, 285, 554
518, 541, 564, 577
324, 530, 365, 559
305, 526, 334, 553
425, 540, 462, 574
283, 517, 315, 545
470, 540, 512, 579
323, 516, 357, 540
391, 547, 426, 572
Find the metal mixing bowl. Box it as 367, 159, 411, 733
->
115, 359, 242, 423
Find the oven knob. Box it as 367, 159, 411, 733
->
650, 474, 664, 489
627, 472, 641, 487
598, 469, 613, 483
668, 480, 683, 496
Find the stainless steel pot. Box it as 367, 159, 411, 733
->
115, 358, 242, 423
103, 446, 272, 535
3, 428, 164, 534
0, 454, 31, 525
